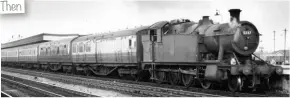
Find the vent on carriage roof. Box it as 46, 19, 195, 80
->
199, 16, 213, 25
1, 33, 80, 49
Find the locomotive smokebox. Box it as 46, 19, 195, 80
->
229, 9, 242, 22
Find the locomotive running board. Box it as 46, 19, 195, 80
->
88, 66, 118, 76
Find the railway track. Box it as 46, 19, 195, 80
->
2, 67, 222, 97
2, 74, 97, 97
1, 91, 12, 97
1, 77, 64, 97
2, 67, 288, 97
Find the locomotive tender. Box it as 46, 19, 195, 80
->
1, 9, 283, 92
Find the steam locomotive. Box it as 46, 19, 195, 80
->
1, 9, 283, 92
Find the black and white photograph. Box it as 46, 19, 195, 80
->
1, 0, 289, 97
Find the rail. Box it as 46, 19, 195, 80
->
2, 67, 223, 97
1, 77, 64, 97
1, 91, 12, 97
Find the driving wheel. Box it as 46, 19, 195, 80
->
228, 75, 242, 92
181, 74, 194, 87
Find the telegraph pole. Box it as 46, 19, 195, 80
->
273, 31, 276, 52
283, 28, 287, 64
259, 47, 264, 58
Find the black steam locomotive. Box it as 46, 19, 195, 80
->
1, 9, 283, 92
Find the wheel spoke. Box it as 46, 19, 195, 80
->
181, 74, 194, 87
155, 71, 166, 84
169, 72, 180, 85
200, 80, 211, 89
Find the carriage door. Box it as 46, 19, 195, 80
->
77, 42, 84, 62
81, 42, 85, 62
76, 43, 80, 62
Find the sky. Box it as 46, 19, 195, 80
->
0, 0, 289, 52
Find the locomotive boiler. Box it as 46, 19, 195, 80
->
1, 9, 283, 92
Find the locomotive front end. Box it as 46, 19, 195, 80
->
201, 9, 283, 91
232, 21, 259, 56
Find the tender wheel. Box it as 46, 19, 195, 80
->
228, 75, 242, 92
155, 71, 166, 84
181, 74, 194, 87
169, 72, 181, 85
200, 80, 211, 89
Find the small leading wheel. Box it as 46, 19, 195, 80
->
181, 74, 194, 87
169, 72, 181, 85
155, 71, 166, 84
228, 75, 242, 92
200, 80, 211, 89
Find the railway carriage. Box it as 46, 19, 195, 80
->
18, 44, 39, 68
38, 37, 77, 71
2, 47, 19, 65
71, 26, 149, 76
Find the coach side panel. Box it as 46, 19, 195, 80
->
95, 35, 137, 63
72, 39, 96, 63
6, 48, 19, 62
18, 45, 38, 63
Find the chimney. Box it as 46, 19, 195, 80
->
201, 16, 211, 25
203, 16, 209, 20
229, 9, 242, 22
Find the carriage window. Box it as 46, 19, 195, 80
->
51, 47, 54, 55
62, 46, 65, 55
79, 43, 84, 52
46, 48, 48, 55
86, 42, 91, 52
129, 39, 132, 47
57, 47, 60, 54
72, 44, 76, 53
40, 48, 42, 56
163, 24, 170, 34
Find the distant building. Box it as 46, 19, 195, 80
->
1, 33, 80, 49
265, 50, 289, 65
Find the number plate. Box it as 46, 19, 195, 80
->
243, 31, 252, 35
